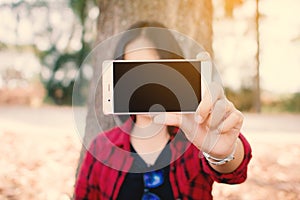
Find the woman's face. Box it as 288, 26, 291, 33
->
124, 37, 161, 127
124, 37, 160, 60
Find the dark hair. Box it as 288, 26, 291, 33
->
114, 21, 184, 60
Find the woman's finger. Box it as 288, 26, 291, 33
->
218, 110, 244, 134
196, 51, 211, 61
209, 98, 228, 129
195, 82, 225, 123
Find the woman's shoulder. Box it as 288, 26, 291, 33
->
86, 125, 131, 163
91, 125, 130, 148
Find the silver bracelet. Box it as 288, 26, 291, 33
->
202, 140, 238, 165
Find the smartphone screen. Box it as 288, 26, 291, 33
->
113, 60, 201, 113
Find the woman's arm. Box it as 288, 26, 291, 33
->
154, 82, 251, 175
200, 133, 252, 183
208, 136, 244, 173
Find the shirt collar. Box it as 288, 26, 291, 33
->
108, 117, 134, 151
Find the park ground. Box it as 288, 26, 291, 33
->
0, 105, 300, 200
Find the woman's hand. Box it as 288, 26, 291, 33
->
153, 82, 244, 159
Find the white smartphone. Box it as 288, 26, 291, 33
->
102, 59, 212, 115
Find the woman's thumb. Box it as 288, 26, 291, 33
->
153, 113, 181, 126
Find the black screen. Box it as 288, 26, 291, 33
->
113, 61, 201, 113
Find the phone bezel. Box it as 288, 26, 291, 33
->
102, 59, 212, 115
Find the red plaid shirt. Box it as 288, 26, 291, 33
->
74, 119, 252, 200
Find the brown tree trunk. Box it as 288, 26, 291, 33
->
254, 0, 261, 113
76, 0, 213, 176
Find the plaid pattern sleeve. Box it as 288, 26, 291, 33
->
200, 133, 252, 184
74, 140, 101, 200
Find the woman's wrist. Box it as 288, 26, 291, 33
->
205, 137, 245, 174
202, 140, 238, 165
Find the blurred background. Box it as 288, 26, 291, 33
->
0, 0, 299, 199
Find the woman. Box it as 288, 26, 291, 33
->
74, 21, 252, 200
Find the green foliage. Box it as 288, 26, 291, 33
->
41, 45, 91, 105
226, 87, 300, 113
70, 0, 86, 24
261, 101, 283, 113
282, 93, 300, 112
261, 93, 300, 113
38, 0, 95, 105
0, 0, 97, 105
225, 87, 255, 111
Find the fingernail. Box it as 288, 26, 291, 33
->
195, 115, 203, 123
196, 52, 210, 60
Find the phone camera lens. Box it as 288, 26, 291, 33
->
108, 99, 110, 102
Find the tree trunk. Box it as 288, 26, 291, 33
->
254, 0, 261, 113
76, 0, 213, 176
